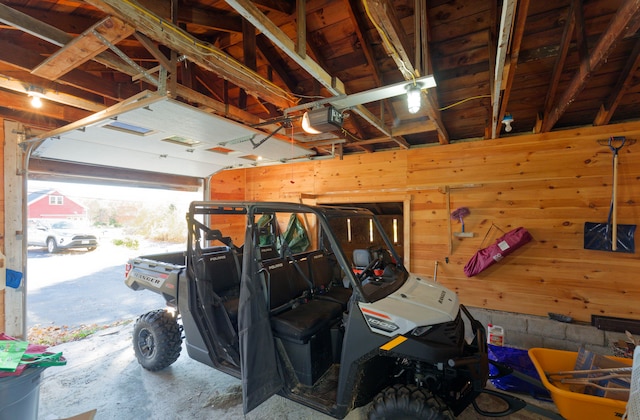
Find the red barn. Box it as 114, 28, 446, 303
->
28, 189, 87, 220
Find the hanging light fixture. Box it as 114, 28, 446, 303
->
283, 74, 436, 133
502, 113, 514, 132
406, 84, 422, 114
26, 85, 45, 109
301, 106, 343, 134
301, 111, 322, 134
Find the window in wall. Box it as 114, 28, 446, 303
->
49, 195, 63, 205
326, 202, 404, 260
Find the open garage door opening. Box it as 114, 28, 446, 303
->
26, 178, 202, 344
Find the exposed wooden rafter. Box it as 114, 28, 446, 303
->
345, 0, 403, 149
490, 0, 516, 139
31, 16, 135, 80
0, 38, 136, 101
296, 0, 306, 58
496, 0, 530, 139
593, 38, 640, 126
0, 3, 293, 146
0, 3, 138, 99
134, 32, 172, 71
541, 0, 640, 132
225, 0, 408, 148
83, 0, 297, 109
0, 88, 90, 122
0, 76, 105, 112
537, 1, 576, 133
364, 0, 448, 144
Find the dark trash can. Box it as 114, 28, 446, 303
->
0, 367, 46, 420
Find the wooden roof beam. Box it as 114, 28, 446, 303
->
0, 89, 90, 122
490, 0, 516, 139
0, 3, 298, 149
134, 32, 172, 71
133, 0, 243, 34
539, 1, 576, 133
364, 0, 448, 144
31, 16, 135, 80
256, 36, 299, 93
345, 0, 402, 139
496, 0, 530, 139
593, 38, 640, 126
0, 3, 139, 98
542, 0, 640, 132
84, 0, 296, 109
0, 39, 137, 101
0, 76, 106, 112
226, 0, 405, 146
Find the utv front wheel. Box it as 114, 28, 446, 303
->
367, 384, 454, 420
133, 309, 182, 371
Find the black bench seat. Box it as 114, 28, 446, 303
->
262, 255, 344, 344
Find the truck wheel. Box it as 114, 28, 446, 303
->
46, 238, 58, 253
133, 309, 183, 371
367, 384, 453, 420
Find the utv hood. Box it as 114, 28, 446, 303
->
358, 275, 459, 337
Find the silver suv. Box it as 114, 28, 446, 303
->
28, 220, 98, 253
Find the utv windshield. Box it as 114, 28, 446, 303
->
321, 207, 408, 302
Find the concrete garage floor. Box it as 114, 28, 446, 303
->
37, 323, 558, 420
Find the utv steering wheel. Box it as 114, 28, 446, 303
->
357, 255, 382, 282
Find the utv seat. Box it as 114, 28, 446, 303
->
352, 248, 371, 270
262, 256, 343, 343
195, 248, 242, 324
308, 251, 352, 310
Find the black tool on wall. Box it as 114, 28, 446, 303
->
584, 136, 636, 253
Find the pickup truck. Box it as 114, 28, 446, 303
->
124, 201, 527, 419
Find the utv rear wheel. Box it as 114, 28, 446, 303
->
367, 384, 454, 420
133, 309, 182, 371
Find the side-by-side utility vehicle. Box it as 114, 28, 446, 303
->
124, 201, 528, 418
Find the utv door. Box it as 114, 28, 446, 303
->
238, 209, 284, 413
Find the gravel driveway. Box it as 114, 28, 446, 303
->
27, 241, 174, 329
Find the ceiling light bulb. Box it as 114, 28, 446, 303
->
502, 113, 514, 132
301, 111, 322, 134
30, 95, 43, 108
406, 84, 422, 114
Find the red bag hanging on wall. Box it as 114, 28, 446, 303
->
464, 227, 532, 277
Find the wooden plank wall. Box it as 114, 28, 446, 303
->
209, 122, 640, 323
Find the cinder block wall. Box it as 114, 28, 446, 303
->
468, 307, 629, 356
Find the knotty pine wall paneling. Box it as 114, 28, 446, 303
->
209, 122, 640, 323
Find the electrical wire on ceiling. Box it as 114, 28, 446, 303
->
120, 0, 297, 105
438, 95, 492, 111
341, 128, 363, 142
293, 93, 329, 100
